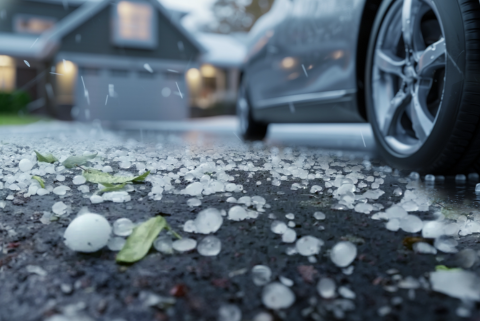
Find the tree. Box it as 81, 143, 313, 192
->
205, 0, 275, 34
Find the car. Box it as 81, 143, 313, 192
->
237, 0, 480, 174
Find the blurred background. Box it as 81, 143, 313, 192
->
0, 0, 274, 124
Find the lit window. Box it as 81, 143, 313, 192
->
112, 1, 157, 49
0, 55, 15, 91
14, 15, 55, 35
55, 60, 77, 105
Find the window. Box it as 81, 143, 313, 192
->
0, 55, 15, 91
112, 1, 157, 49
14, 14, 55, 35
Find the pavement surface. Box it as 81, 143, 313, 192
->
0, 119, 479, 321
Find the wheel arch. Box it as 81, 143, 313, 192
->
356, 0, 384, 122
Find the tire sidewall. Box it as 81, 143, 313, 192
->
365, 0, 466, 172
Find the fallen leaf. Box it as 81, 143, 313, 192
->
169, 284, 188, 297
132, 171, 151, 182
32, 176, 45, 188
98, 182, 127, 194
116, 216, 167, 263
62, 153, 97, 168
297, 265, 318, 283
83, 169, 150, 185
403, 237, 432, 250
34, 151, 58, 163
435, 265, 462, 272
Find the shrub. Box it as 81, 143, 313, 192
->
0, 91, 31, 114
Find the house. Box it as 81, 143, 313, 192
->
0, 0, 204, 121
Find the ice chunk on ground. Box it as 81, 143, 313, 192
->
187, 198, 201, 207
271, 221, 287, 234
194, 208, 223, 234
454, 249, 478, 269
113, 218, 134, 236
330, 241, 357, 267
425, 174, 435, 182
154, 235, 173, 254
386, 205, 408, 219
362, 189, 385, 200
19, 159, 34, 172
218, 304, 241, 321
64, 213, 111, 252
338, 286, 356, 299
197, 235, 221, 256
103, 191, 131, 203
183, 220, 197, 233
73, 175, 86, 185
422, 221, 444, 238
185, 182, 203, 196
107, 237, 126, 251
228, 205, 248, 221
401, 201, 419, 212
400, 215, 423, 233
237, 196, 251, 206
310, 185, 322, 193
386, 219, 400, 232
455, 174, 466, 183
393, 188, 403, 197
280, 276, 293, 287
296, 236, 324, 256
304, 207, 320, 219
282, 228, 297, 243
78, 185, 90, 193
430, 270, 480, 301
252, 265, 272, 286
172, 238, 197, 252
52, 201, 68, 216
90, 195, 103, 204
409, 172, 420, 180
317, 278, 336, 299
53, 185, 70, 196
285, 213, 295, 220
434, 235, 458, 253
413, 242, 437, 254
262, 282, 295, 309
476, 183, 480, 193
355, 203, 373, 214
252, 196, 266, 206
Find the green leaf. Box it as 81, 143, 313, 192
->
32, 175, 45, 188
116, 216, 167, 263
62, 153, 97, 169
34, 151, 57, 164
98, 182, 127, 194
132, 171, 151, 183
435, 265, 462, 271
83, 169, 150, 185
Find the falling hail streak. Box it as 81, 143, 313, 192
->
301, 64, 308, 78
176, 82, 183, 99
360, 132, 366, 147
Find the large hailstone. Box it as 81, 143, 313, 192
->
64, 213, 112, 252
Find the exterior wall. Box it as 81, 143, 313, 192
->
0, 0, 77, 33
59, 4, 199, 61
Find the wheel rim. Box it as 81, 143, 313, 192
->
372, 0, 446, 156
237, 87, 249, 134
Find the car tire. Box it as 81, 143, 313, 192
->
237, 81, 268, 141
365, 0, 480, 174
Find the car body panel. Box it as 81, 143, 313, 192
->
243, 0, 368, 123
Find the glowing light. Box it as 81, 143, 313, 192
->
332, 50, 345, 60
59, 60, 75, 73
281, 57, 295, 69
186, 68, 201, 81
200, 64, 216, 78
0, 55, 13, 67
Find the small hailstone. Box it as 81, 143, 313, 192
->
317, 277, 336, 299
185, 182, 203, 196
314, 212, 326, 220
413, 242, 437, 254
63, 213, 111, 252
78, 185, 90, 193
400, 215, 423, 233
285, 213, 295, 220
271, 221, 287, 234
338, 286, 356, 299
154, 235, 173, 254
476, 183, 480, 193
228, 205, 248, 221
56, 175, 65, 182
113, 218, 134, 236
409, 172, 420, 180
52, 201, 68, 216
386, 219, 400, 231
330, 241, 357, 267
455, 174, 466, 183
197, 235, 221, 256
272, 179, 281, 186
262, 282, 295, 309
37, 188, 49, 196
308, 256, 317, 263
172, 238, 197, 252
287, 221, 295, 228
252, 265, 272, 286
282, 228, 297, 243
424, 174, 435, 182
102, 166, 113, 173
90, 194, 104, 204
226, 197, 237, 203
194, 208, 223, 233
468, 173, 479, 181
296, 236, 324, 256
107, 237, 126, 251
310, 185, 322, 193
279, 276, 294, 287
218, 304, 242, 321
256, 181, 261, 185
187, 198, 201, 207
53, 185, 70, 196
73, 175, 86, 185
252, 196, 266, 206
19, 159, 34, 172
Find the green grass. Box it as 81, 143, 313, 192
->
0, 114, 47, 126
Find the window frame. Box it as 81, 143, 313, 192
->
13, 14, 56, 35
111, 0, 158, 50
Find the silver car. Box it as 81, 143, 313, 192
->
237, 0, 480, 174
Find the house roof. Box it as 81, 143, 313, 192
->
195, 32, 246, 68
0, 0, 205, 60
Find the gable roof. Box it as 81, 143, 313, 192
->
0, 0, 205, 60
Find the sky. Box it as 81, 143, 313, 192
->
159, 0, 216, 32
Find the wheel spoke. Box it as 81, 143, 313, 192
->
402, 0, 421, 50
409, 84, 434, 142
375, 49, 407, 78
382, 90, 411, 135
416, 38, 446, 77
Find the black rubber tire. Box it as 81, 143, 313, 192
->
237, 81, 268, 141
365, 0, 480, 174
